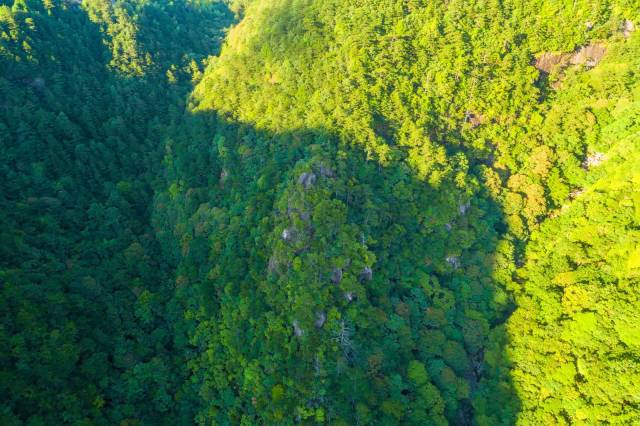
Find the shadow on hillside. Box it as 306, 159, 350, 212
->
158, 107, 521, 424
0, 1, 236, 425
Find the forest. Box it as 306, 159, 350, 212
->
0, 0, 639, 425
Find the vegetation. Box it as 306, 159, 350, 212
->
0, 0, 232, 424
1, 0, 638, 424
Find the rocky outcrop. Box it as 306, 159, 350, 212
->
623, 20, 635, 39
297, 172, 317, 189
582, 152, 605, 169
318, 164, 334, 178
458, 201, 470, 215
330, 267, 343, 284
314, 312, 326, 329
534, 51, 573, 73
281, 227, 296, 242
570, 43, 606, 67
535, 42, 606, 73
359, 266, 373, 282
446, 255, 461, 269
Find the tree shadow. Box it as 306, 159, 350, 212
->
1, 0, 522, 424
158, 108, 521, 424
0, 1, 234, 424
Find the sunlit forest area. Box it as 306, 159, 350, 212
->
1, 0, 639, 424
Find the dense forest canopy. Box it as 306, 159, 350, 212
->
1, 0, 639, 425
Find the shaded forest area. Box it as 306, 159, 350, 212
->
1, 0, 639, 425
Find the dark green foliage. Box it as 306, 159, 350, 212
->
0, 0, 231, 424
1, 0, 639, 424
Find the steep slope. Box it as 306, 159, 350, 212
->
507, 34, 640, 424
156, 0, 640, 424
0, 1, 232, 424
1, 0, 639, 424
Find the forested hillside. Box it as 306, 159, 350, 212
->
0, 0, 232, 423
1, 0, 639, 425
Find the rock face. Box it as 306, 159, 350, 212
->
299, 210, 311, 222
359, 266, 373, 282
535, 42, 606, 73
535, 51, 573, 73
582, 152, 606, 169
293, 320, 304, 337
319, 164, 334, 178
570, 43, 606, 67
314, 312, 326, 329
446, 255, 461, 269
297, 172, 317, 189
623, 20, 635, 39
282, 228, 296, 242
458, 201, 470, 215
268, 255, 279, 273
330, 267, 343, 284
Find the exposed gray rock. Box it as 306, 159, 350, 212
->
444, 223, 453, 231
293, 320, 304, 337
582, 152, 606, 169
359, 266, 373, 282
623, 20, 635, 39
299, 211, 311, 222
282, 228, 296, 242
459, 201, 470, 215
570, 43, 606, 68
268, 255, 279, 273
319, 164, 335, 178
535, 51, 573, 73
314, 312, 326, 329
535, 42, 606, 73
330, 267, 343, 284
298, 172, 317, 189
446, 255, 461, 269
344, 292, 356, 302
